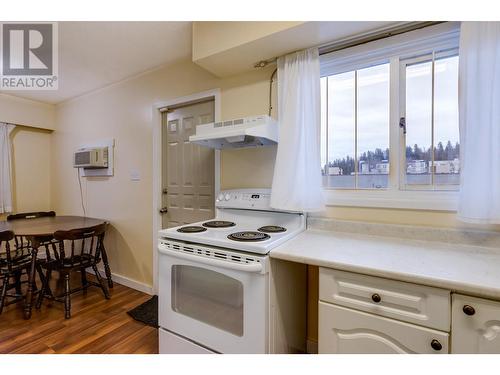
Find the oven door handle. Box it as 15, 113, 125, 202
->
158, 244, 263, 273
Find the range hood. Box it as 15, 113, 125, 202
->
189, 115, 278, 149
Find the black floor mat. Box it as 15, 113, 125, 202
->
127, 295, 158, 328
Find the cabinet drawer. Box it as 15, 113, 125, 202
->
319, 302, 449, 354
451, 294, 500, 354
319, 268, 450, 331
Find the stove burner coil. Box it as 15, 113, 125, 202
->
258, 225, 287, 233
176, 226, 207, 233
202, 220, 236, 228
227, 231, 270, 242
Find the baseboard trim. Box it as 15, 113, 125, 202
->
86, 268, 154, 295
306, 339, 318, 354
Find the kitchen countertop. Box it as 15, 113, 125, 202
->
270, 228, 500, 300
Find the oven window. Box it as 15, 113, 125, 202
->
171, 265, 244, 337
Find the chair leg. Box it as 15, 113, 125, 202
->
64, 274, 71, 319
92, 265, 110, 300
0, 275, 9, 314
27, 266, 38, 292
36, 268, 49, 309
45, 270, 54, 298
14, 271, 22, 296
80, 269, 88, 295
35, 263, 46, 287
100, 245, 114, 289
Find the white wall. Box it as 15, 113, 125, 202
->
51, 54, 500, 289
0, 93, 55, 130
52, 60, 276, 286
0, 94, 55, 220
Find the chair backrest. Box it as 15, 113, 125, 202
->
52, 223, 108, 267
7, 211, 56, 221
0, 230, 20, 273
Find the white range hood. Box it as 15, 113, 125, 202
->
189, 115, 278, 149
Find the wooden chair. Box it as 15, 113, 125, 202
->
0, 230, 34, 314
36, 223, 110, 319
6, 211, 57, 293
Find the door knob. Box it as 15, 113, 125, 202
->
430, 339, 442, 351
463, 305, 476, 316
371, 293, 381, 303
159, 207, 168, 214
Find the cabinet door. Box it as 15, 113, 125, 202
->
452, 294, 500, 353
319, 302, 449, 354
319, 268, 450, 331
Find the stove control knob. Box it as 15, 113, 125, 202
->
224, 193, 231, 201
217, 193, 224, 202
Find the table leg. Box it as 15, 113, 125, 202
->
100, 245, 113, 289
24, 240, 39, 320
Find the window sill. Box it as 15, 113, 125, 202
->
324, 188, 458, 211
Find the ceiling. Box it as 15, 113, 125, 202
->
193, 21, 400, 77
2, 21, 401, 105
1, 22, 192, 104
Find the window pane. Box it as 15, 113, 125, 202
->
320, 77, 327, 173
405, 60, 433, 185
357, 63, 390, 189
326, 71, 355, 189
434, 55, 460, 185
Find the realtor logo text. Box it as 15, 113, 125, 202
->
0, 22, 58, 90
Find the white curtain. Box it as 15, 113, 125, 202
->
458, 22, 500, 224
0, 123, 15, 214
270, 48, 325, 212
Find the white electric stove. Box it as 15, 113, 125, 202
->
157, 189, 305, 354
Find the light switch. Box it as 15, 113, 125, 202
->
130, 169, 141, 181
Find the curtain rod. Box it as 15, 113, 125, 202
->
0, 121, 53, 132
254, 21, 444, 68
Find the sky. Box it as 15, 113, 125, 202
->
320, 55, 459, 167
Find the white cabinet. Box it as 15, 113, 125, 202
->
319, 302, 449, 354
319, 268, 450, 331
318, 267, 500, 354
319, 268, 451, 354
451, 294, 500, 353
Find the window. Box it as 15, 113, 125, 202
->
319, 23, 460, 210
402, 51, 459, 188
321, 63, 390, 189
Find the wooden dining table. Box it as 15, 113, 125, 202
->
0, 216, 113, 319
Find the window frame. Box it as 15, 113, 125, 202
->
320, 22, 460, 211
399, 49, 460, 192
321, 61, 391, 190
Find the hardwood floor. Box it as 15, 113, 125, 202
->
0, 273, 158, 354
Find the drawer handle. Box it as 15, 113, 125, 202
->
430, 339, 442, 351
371, 293, 381, 303
463, 305, 476, 316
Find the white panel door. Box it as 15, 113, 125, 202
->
319, 302, 449, 354
451, 294, 500, 353
161, 100, 215, 228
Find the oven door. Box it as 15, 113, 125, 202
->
158, 241, 269, 354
